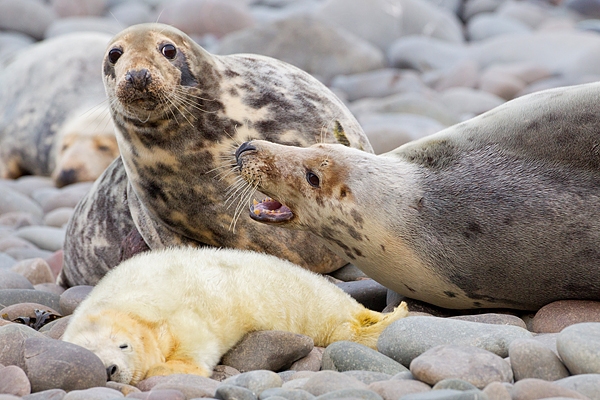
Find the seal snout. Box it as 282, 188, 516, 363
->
125, 68, 152, 90
106, 364, 118, 381
235, 141, 257, 168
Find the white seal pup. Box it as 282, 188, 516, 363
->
0, 32, 118, 187
61, 247, 408, 385
59, 23, 372, 287
235, 82, 600, 311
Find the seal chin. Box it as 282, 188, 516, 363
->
250, 197, 294, 223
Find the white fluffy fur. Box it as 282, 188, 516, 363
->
62, 247, 407, 384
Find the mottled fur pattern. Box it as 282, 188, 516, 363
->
59, 23, 372, 287
236, 82, 600, 310
61, 247, 408, 384
0, 32, 115, 186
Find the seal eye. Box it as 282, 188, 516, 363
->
108, 48, 122, 64
161, 44, 177, 59
119, 344, 129, 350
306, 171, 320, 188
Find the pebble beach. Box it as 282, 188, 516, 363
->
2, 0, 600, 399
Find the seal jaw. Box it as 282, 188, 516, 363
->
249, 197, 294, 223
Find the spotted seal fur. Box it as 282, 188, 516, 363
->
235, 82, 600, 310
62, 246, 408, 384
58, 23, 372, 287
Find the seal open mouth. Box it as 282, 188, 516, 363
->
250, 197, 293, 223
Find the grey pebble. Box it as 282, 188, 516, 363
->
221, 331, 313, 373
448, 314, 526, 330
410, 345, 512, 389
289, 347, 323, 372
322, 341, 407, 375
314, 388, 382, 400
222, 370, 283, 395
368, 379, 431, 400
399, 389, 487, 400
216, 384, 257, 400
43, 208, 74, 228
0, 186, 43, 219
0, 253, 16, 269
0, 269, 34, 290
377, 316, 532, 367
510, 378, 589, 400
152, 383, 216, 400
0, 289, 61, 311
327, 263, 368, 282
0, 365, 31, 396
555, 374, 600, 400
259, 388, 316, 400
15, 226, 65, 252
0, 0, 56, 40
24, 337, 106, 392
0, 237, 35, 252
508, 338, 569, 381
301, 371, 368, 396
342, 371, 393, 385
137, 374, 219, 396
335, 280, 388, 312
0, 212, 42, 229
5, 247, 53, 261
129, 389, 185, 399
7, 177, 54, 197
0, 324, 46, 370
557, 322, 600, 374
432, 379, 478, 391
59, 285, 93, 316
62, 387, 123, 399
22, 388, 67, 399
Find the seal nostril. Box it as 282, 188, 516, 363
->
235, 142, 257, 163
125, 68, 152, 90
55, 169, 77, 188
106, 364, 118, 380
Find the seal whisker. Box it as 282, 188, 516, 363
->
229, 181, 258, 232
164, 92, 195, 127
170, 91, 218, 114
174, 86, 219, 102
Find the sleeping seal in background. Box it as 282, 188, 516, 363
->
236, 82, 600, 311
62, 247, 408, 384
59, 23, 372, 287
0, 32, 118, 187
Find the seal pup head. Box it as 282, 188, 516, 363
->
102, 23, 210, 124
62, 309, 163, 385
52, 105, 119, 187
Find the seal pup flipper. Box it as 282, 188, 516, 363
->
330, 302, 409, 349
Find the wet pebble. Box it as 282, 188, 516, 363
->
322, 341, 407, 374
221, 331, 314, 373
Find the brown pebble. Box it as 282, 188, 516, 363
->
290, 347, 324, 372
210, 365, 240, 382
532, 300, 600, 333
11, 258, 54, 285
510, 378, 589, 400
0, 302, 61, 321
0, 365, 30, 396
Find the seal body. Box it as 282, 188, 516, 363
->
61, 247, 408, 385
236, 82, 600, 310
0, 32, 118, 187
59, 23, 372, 287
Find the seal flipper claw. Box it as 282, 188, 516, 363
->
250, 197, 293, 223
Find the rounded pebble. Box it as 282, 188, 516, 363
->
0, 365, 31, 396
557, 322, 600, 374
11, 258, 54, 285
301, 371, 368, 396
216, 384, 257, 400
377, 316, 532, 367
58, 286, 93, 316
221, 331, 313, 373
322, 341, 407, 375
222, 370, 283, 395
510, 378, 589, 400
533, 300, 600, 333
409, 344, 513, 389
0, 269, 35, 290
508, 338, 569, 381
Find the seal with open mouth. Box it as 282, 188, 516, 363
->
58, 23, 372, 287
236, 82, 600, 310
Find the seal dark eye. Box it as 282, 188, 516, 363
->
108, 48, 122, 64
161, 44, 177, 59
306, 171, 320, 188
119, 344, 129, 350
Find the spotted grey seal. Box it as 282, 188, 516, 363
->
235, 82, 600, 310
58, 23, 372, 287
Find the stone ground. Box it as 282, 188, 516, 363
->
2, 0, 600, 399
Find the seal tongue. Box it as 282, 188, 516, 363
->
249, 197, 293, 223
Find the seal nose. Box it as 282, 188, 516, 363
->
54, 168, 77, 188
125, 68, 151, 90
235, 141, 257, 167
106, 364, 118, 381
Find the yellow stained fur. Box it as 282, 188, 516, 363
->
62, 247, 407, 384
